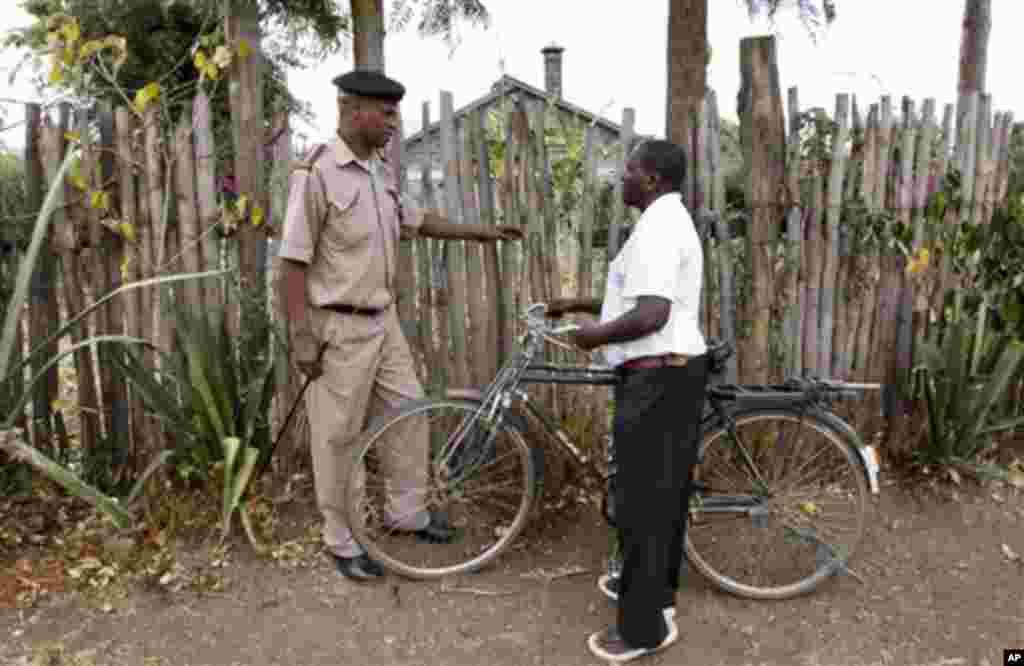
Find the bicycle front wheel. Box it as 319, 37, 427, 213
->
685, 409, 868, 600
344, 398, 540, 579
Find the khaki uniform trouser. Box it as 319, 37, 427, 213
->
307, 305, 429, 558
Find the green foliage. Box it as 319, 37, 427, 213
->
948, 196, 1024, 334
911, 318, 1024, 465
112, 301, 278, 485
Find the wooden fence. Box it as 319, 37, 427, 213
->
393, 82, 1014, 419
4, 47, 1017, 472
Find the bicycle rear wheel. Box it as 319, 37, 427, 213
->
344, 398, 540, 579
685, 409, 868, 600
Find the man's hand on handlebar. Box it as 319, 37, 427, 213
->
568, 324, 603, 351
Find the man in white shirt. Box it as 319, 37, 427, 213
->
570, 139, 708, 662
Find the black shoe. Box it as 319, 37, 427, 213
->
411, 514, 456, 544
333, 553, 384, 582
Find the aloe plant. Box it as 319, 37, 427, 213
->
113, 304, 279, 546
913, 317, 1024, 465
0, 145, 227, 529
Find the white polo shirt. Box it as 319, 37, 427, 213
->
599, 192, 706, 368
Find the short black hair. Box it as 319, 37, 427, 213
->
633, 140, 687, 193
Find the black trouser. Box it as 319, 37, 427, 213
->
614, 355, 708, 648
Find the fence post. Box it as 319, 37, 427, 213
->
853, 105, 879, 380
607, 108, 635, 264
890, 98, 919, 420
416, 102, 440, 391
910, 100, 937, 348
739, 36, 787, 384
476, 109, 503, 377
460, 113, 488, 388
439, 91, 470, 389
578, 124, 597, 300
504, 101, 527, 356
193, 90, 222, 311
821, 94, 849, 376
25, 104, 58, 451
783, 86, 804, 378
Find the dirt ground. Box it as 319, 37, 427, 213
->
2, 467, 1023, 666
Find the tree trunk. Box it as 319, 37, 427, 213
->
666, 0, 707, 209
738, 36, 786, 385
351, 0, 386, 72
957, 0, 992, 97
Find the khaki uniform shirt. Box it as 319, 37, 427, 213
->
279, 137, 422, 311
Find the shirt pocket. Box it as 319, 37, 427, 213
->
321, 187, 372, 251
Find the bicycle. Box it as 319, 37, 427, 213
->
343, 302, 881, 600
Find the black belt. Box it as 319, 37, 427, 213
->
323, 304, 383, 316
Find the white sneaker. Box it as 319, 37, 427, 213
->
598, 574, 676, 618
587, 608, 679, 663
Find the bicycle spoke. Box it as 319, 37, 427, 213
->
687, 411, 868, 599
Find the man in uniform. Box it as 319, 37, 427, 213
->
278, 69, 520, 581
570, 139, 708, 662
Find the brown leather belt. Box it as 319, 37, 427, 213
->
618, 353, 691, 371
323, 304, 383, 316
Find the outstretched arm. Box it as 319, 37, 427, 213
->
415, 210, 524, 242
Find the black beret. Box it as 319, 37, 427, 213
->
332, 70, 406, 102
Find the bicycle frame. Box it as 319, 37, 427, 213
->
442, 303, 880, 496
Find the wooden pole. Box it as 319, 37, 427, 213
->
607, 108, 635, 263
193, 90, 221, 311
476, 109, 503, 376
820, 94, 849, 376
970, 93, 992, 225
439, 91, 470, 389
892, 98, 919, 418
783, 86, 803, 378
577, 124, 597, 300
25, 104, 58, 451
115, 107, 143, 465
707, 90, 726, 344
43, 113, 100, 452
226, 1, 267, 338
738, 36, 787, 384
174, 109, 203, 310
99, 103, 129, 467
460, 115, 488, 388
802, 174, 824, 377
503, 100, 525, 353
416, 102, 439, 389
853, 105, 879, 380
868, 97, 895, 385
351, 0, 386, 72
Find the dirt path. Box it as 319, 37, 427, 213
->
2, 478, 1023, 666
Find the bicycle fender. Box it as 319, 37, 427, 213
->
802, 408, 880, 496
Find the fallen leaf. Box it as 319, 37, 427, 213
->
1001, 543, 1020, 562
1007, 471, 1024, 489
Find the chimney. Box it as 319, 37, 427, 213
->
541, 43, 565, 99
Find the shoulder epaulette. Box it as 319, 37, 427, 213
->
292, 144, 328, 173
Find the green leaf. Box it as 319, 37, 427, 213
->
968, 340, 1024, 442
0, 145, 77, 383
